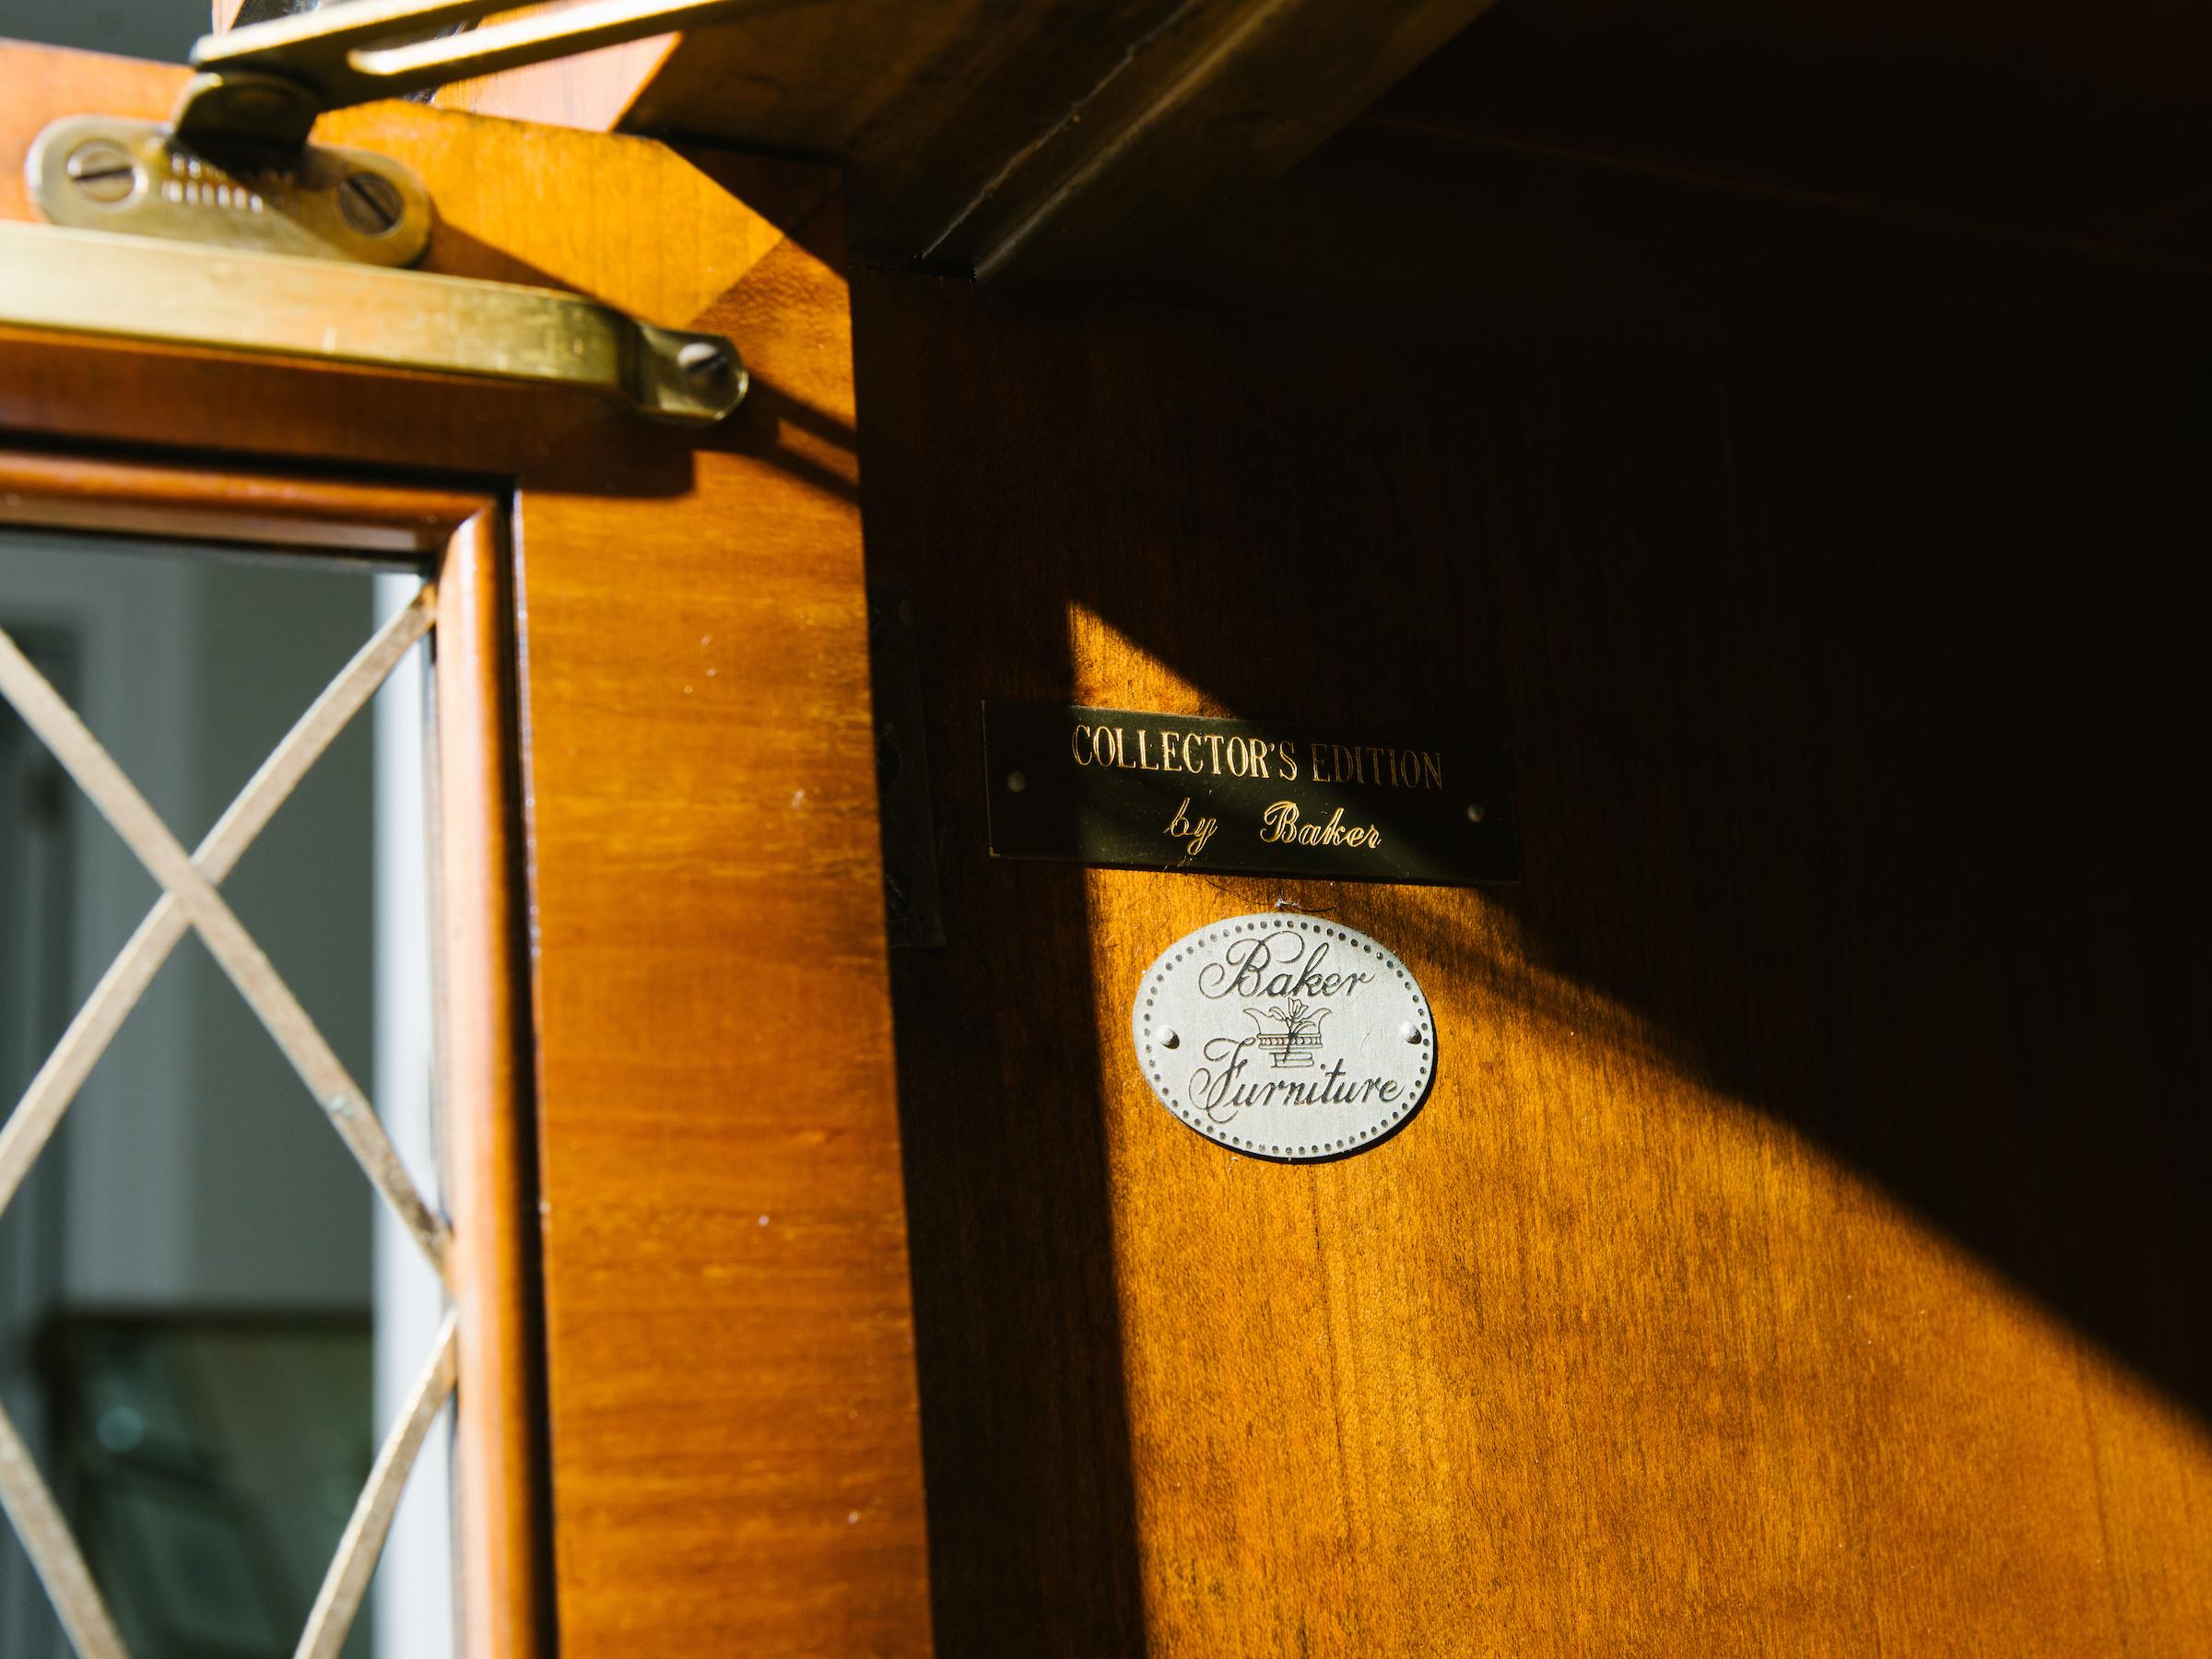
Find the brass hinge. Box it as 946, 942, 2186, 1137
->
9, 0, 807, 420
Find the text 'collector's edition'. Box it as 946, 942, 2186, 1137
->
982, 702, 1520, 886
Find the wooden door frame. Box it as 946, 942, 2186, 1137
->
0, 449, 544, 1657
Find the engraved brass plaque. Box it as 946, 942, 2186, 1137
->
982, 702, 1518, 886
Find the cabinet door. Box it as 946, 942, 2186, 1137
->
0, 42, 932, 1659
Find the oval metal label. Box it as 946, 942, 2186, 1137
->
1131, 913, 1434, 1161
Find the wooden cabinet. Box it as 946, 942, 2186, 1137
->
4, 14, 2209, 1654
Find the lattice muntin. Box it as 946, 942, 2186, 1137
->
0, 584, 453, 1659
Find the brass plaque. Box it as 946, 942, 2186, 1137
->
982, 702, 1519, 886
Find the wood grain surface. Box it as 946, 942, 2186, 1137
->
293, 0, 2212, 294
510, 193, 935, 1659
0, 447, 486, 555
1108, 114, 2212, 405
851, 271, 2212, 1656
418, 0, 1491, 279
0, 42, 932, 1656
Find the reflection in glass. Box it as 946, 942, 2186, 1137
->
0, 531, 443, 1658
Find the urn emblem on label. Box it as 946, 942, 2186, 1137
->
1132, 913, 1435, 1161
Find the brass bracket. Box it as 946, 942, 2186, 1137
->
29, 1, 804, 268
0, 222, 747, 425
29, 114, 434, 268
18, 0, 815, 418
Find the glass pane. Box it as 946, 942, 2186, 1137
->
0, 529, 449, 1659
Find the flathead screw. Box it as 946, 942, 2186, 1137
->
677, 340, 732, 382
65, 141, 138, 205
337, 171, 404, 237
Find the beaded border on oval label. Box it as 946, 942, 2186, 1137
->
1132, 912, 1435, 1162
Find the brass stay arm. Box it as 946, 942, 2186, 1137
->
0, 222, 747, 425
180, 0, 807, 155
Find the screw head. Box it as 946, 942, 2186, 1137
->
65, 140, 138, 205
677, 340, 732, 383
337, 171, 405, 237
1465, 802, 1486, 824
1006, 771, 1029, 794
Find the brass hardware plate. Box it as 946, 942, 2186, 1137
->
29, 116, 432, 267
0, 223, 747, 424
982, 702, 1521, 887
